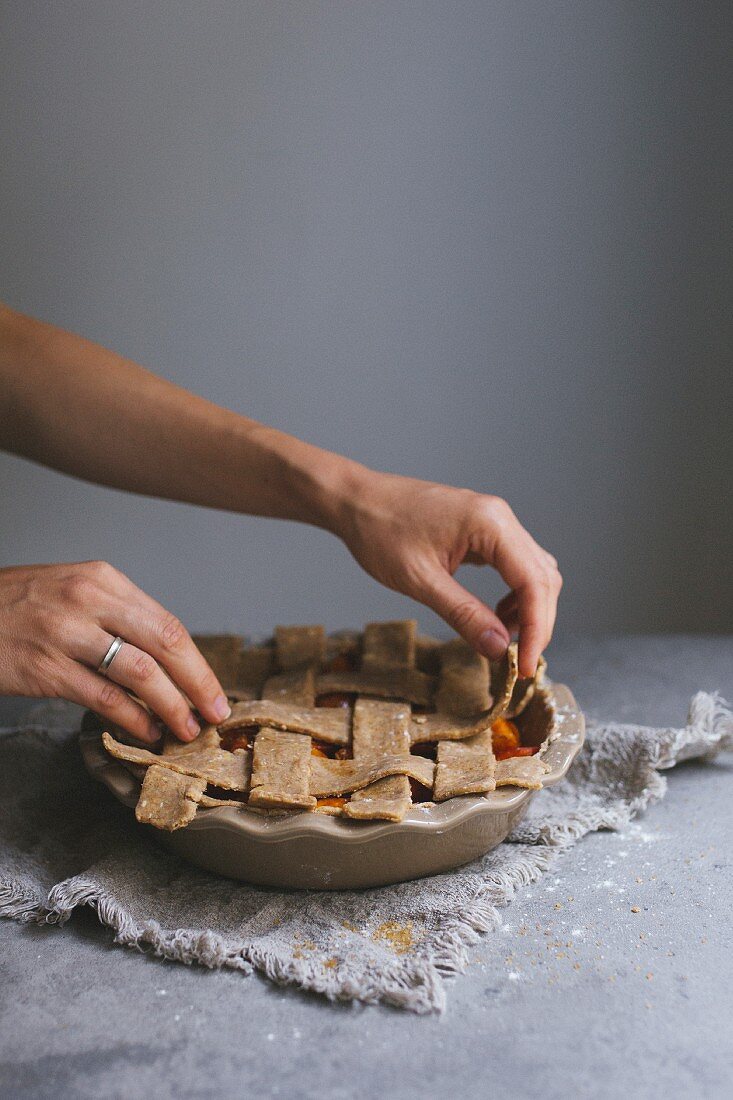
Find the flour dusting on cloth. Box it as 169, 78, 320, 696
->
0, 693, 730, 1013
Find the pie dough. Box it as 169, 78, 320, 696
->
248, 728, 316, 809
102, 729, 251, 791
99, 621, 549, 831
494, 754, 547, 789
221, 700, 351, 744
435, 639, 491, 717
135, 765, 207, 830
433, 730, 496, 801
315, 666, 436, 707
344, 629, 413, 820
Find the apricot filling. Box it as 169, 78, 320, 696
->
491, 717, 538, 759
311, 739, 350, 760
219, 725, 259, 753
315, 691, 357, 709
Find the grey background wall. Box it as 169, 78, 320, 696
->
1, 1, 731, 644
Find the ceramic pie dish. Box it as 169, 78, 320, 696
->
79, 657, 584, 889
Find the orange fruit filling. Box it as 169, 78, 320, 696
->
316, 796, 347, 809
495, 746, 537, 761
310, 740, 350, 760
220, 725, 259, 752
491, 717, 521, 753
315, 692, 357, 709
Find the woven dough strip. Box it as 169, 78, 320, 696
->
102, 730, 251, 791
345, 665, 413, 822
220, 700, 351, 744
135, 765, 207, 830
101, 623, 544, 831
433, 730, 496, 801
248, 728, 316, 809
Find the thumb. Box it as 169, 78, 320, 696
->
418, 569, 510, 660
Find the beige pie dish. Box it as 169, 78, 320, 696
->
80, 681, 583, 890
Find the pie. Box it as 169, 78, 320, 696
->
99, 620, 551, 831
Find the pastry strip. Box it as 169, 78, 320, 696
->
351, 698, 411, 757
220, 700, 350, 744
415, 634, 443, 675
345, 698, 412, 821
310, 753, 434, 798
274, 625, 326, 671
409, 712, 495, 744
407, 644, 518, 742
488, 642, 520, 718
162, 725, 221, 758
135, 765, 206, 831
102, 730, 251, 791
226, 688, 259, 703
247, 728, 316, 809
505, 655, 547, 718
433, 730, 496, 801
315, 668, 435, 707
237, 644, 274, 695
435, 639, 490, 717
494, 754, 547, 789
324, 629, 361, 664
343, 778, 413, 822
262, 667, 316, 707
361, 620, 416, 671
192, 634, 242, 691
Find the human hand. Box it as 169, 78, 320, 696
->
0, 561, 230, 742
337, 471, 562, 677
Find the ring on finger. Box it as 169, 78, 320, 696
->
97, 635, 125, 676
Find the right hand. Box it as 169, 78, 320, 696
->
0, 560, 231, 743
336, 471, 562, 677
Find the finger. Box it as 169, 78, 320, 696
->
544, 576, 559, 643
97, 585, 231, 725
515, 581, 551, 677
59, 658, 161, 743
479, 527, 560, 674
82, 631, 201, 742
496, 604, 519, 637
495, 590, 517, 619
418, 569, 510, 660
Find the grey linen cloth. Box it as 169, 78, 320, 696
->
1, 693, 730, 1014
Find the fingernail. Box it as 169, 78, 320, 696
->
213, 695, 231, 722
186, 715, 201, 739
477, 629, 509, 661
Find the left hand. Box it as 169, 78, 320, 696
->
337, 470, 562, 677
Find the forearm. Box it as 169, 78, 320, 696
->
0, 304, 365, 532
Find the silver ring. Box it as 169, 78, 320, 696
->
97, 636, 124, 676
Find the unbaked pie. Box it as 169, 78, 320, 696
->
100, 620, 550, 831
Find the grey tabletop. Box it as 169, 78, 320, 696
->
1, 635, 731, 1100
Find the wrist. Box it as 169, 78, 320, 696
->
289, 443, 375, 538
242, 422, 374, 536
314, 455, 377, 540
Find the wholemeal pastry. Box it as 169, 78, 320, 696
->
99, 620, 549, 831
